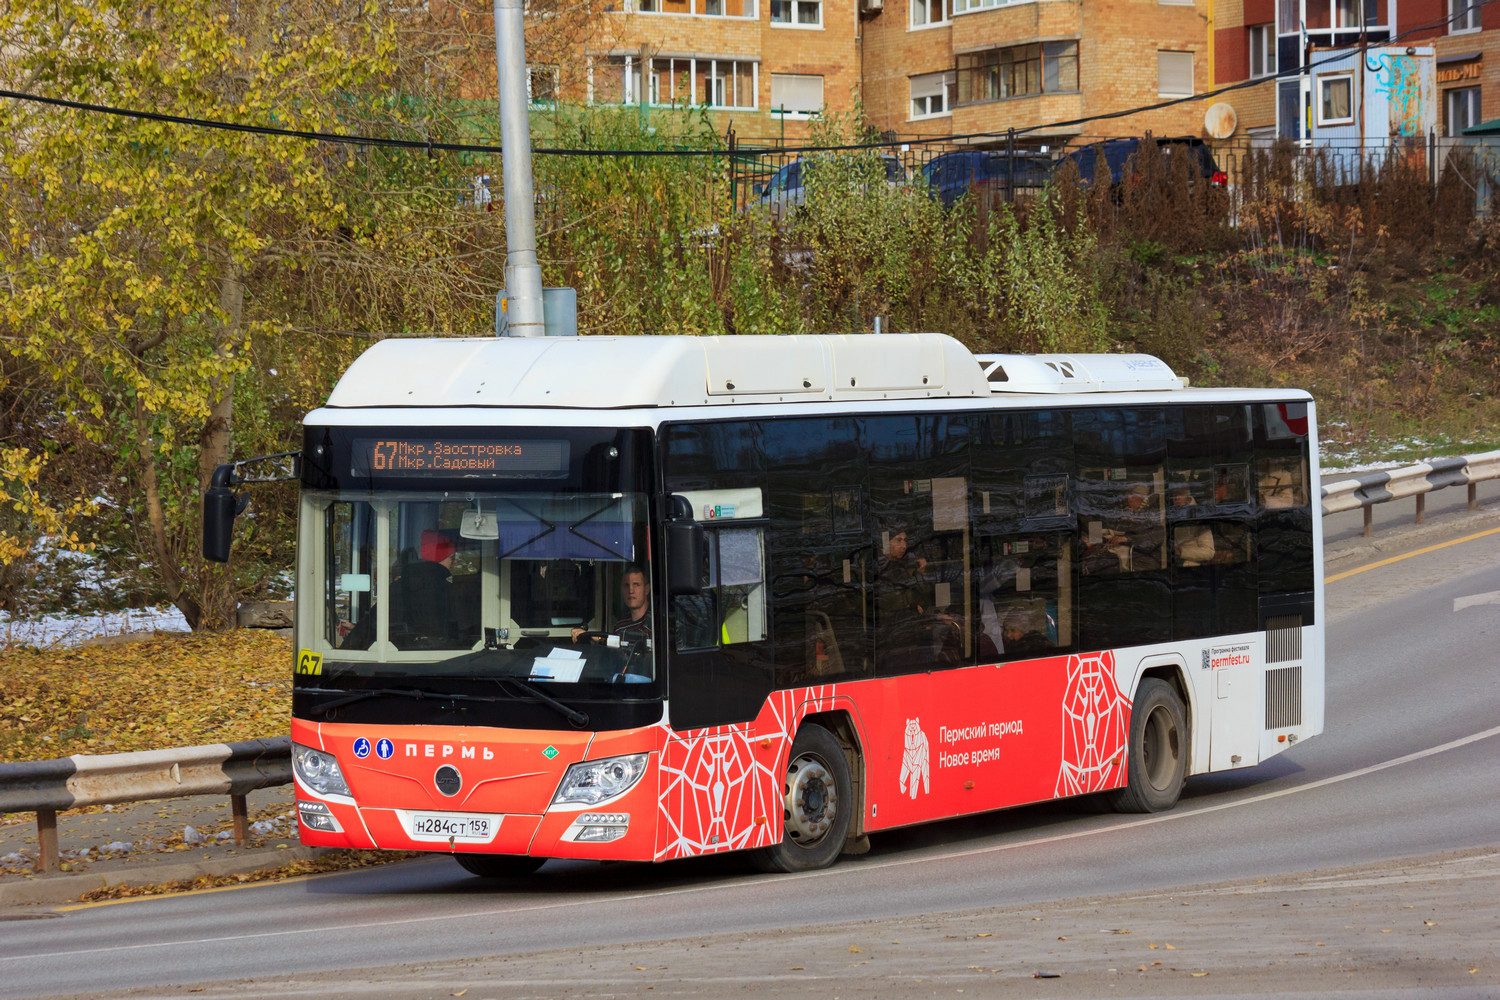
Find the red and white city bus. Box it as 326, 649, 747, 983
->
223, 333, 1322, 875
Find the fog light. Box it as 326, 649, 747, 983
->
298, 799, 343, 833
568, 811, 629, 843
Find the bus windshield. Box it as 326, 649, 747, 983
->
299, 489, 656, 687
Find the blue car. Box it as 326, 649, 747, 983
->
1052, 137, 1227, 191
921, 150, 1052, 208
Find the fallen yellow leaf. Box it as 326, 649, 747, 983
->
452, 991, 467, 997
1164, 943, 1175, 950
849, 945, 862, 953
1192, 972, 1209, 977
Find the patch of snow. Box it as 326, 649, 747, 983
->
0, 606, 190, 649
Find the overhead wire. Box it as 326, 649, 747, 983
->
0, 0, 1491, 157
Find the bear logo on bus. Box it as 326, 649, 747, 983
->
899, 717, 931, 799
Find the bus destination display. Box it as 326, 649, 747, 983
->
352, 438, 569, 477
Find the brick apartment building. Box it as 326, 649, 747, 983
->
472, 0, 1496, 151
520, 0, 1222, 148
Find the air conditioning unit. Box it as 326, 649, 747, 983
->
859, 0, 884, 13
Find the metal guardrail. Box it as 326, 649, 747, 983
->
1320, 449, 1500, 535
0, 737, 290, 873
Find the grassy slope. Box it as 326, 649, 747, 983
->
0, 629, 290, 763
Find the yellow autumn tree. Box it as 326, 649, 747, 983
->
0, 0, 397, 629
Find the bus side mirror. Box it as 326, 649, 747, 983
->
665, 495, 705, 596
666, 521, 705, 596
753, 182, 765, 197
203, 464, 238, 563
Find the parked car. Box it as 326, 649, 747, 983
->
1052, 136, 1228, 192
748, 153, 907, 221
921, 149, 1053, 208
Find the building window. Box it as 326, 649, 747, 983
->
1158, 51, 1194, 97
1450, 0, 1481, 31
952, 0, 1019, 14
771, 73, 823, 117
910, 0, 947, 27
527, 65, 559, 107
634, 0, 757, 15
1317, 73, 1354, 124
771, 0, 822, 24
593, 55, 757, 108
957, 40, 1078, 104
646, 58, 696, 106
1249, 24, 1276, 78
1446, 86, 1481, 135
1042, 40, 1079, 92
697, 59, 757, 108
909, 72, 951, 118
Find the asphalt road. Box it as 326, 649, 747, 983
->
4, 509, 1499, 999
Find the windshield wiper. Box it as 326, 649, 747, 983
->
298, 682, 589, 730
297, 686, 507, 715
490, 677, 590, 729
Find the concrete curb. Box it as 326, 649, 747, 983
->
1323, 502, 1500, 568
0, 845, 333, 910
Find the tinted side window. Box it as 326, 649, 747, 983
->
1255, 402, 1315, 621
1166, 404, 1258, 639
972, 410, 1075, 659
867, 414, 971, 677
764, 417, 873, 687
1074, 407, 1171, 650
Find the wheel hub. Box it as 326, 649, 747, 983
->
784, 754, 838, 847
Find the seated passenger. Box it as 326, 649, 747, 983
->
1171, 486, 1215, 567
395, 530, 456, 642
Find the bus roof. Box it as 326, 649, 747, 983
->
318, 334, 1190, 411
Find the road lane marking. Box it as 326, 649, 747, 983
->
1324, 526, 1500, 584
1454, 590, 1500, 613
54, 868, 357, 911
10, 722, 1500, 964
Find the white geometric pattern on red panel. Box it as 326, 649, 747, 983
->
1054, 651, 1131, 797
655, 685, 841, 861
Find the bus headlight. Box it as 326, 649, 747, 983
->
292, 742, 351, 797
552, 753, 649, 806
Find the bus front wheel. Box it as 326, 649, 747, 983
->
454, 853, 546, 878
753, 723, 853, 873
1108, 678, 1187, 814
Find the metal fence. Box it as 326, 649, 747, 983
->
0, 738, 290, 873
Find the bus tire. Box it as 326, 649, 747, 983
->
752, 724, 853, 873
453, 853, 546, 878
1108, 678, 1187, 814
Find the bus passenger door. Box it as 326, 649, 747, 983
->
665, 495, 775, 732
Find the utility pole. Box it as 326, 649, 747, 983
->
493, 0, 545, 337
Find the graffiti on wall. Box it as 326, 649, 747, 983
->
1367, 52, 1426, 136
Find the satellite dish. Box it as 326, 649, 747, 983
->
1204, 102, 1238, 139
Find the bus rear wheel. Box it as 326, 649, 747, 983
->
453, 853, 546, 878
1108, 678, 1187, 814
752, 724, 853, 873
